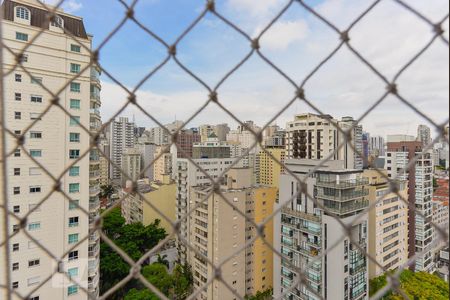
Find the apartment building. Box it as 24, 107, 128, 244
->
107, 117, 135, 181
199, 124, 230, 142
153, 145, 172, 182
227, 121, 261, 152
121, 148, 141, 187
189, 168, 277, 299
432, 178, 449, 257
417, 124, 432, 146
192, 133, 231, 159
120, 177, 176, 235
274, 159, 369, 300
1, 0, 99, 298
177, 129, 201, 158
258, 147, 285, 188
285, 114, 363, 169
364, 169, 408, 279
386, 136, 435, 272
369, 136, 385, 157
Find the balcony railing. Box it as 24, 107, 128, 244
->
316, 189, 369, 202
316, 178, 369, 189
89, 186, 100, 195
282, 207, 321, 223
323, 200, 369, 216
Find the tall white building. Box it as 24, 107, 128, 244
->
286, 114, 363, 169
137, 142, 157, 181
107, 117, 135, 182
274, 159, 369, 300
417, 124, 432, 146
1, 0, 99, 298
121, 148, 142, 186
369, 136, 385, 157
386, 136, 435, 272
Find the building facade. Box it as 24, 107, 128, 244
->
121, 148, 141, 186
274, 160, 369, 300
107, 117, 135, 181
1, 0, 98, 298
417, 124, 432, 146
364, 169, 408, 279
258, 147, 285, 188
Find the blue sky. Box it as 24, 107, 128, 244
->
54, 0, 449, 137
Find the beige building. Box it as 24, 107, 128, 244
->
189, 168, 277, 299
365, 169, 409, 279
258, 147, 285, 187
121, 177, 176, 235
1, 0, 99, 298
153, 146, 172, 182
121, 148, 141, 186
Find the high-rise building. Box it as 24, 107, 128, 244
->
386, 136, 434, 272
227, 121, 261, 152
137, 142, 157, 181
417, 124, 432, 146
121, 148, 142, 186
274, 159, 369, 300
285, 114, 363, 169
258, 147, 285, 188
364, 169, 408, 279
189, 168, 277, 299
153, 146, 172, 182
176, 129, 201, 158
213, 123, 230, 142
263, 125, 286, 148
192, 133, 231, 159
1, 0, 99, 297
432, 178, 449, 259
369, 136, 385, 157
107, 117, 135, 181
362, 132, 370, 168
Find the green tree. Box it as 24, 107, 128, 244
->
125, 288, 160, 300
369, 270, 449, 300
245, 288, 273, 300
157, 254, 170, 269
100, 184, 115, 199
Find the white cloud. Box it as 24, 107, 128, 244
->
44, 0, 83, 13
258, 20, 308, 51
226, 0, 284, 18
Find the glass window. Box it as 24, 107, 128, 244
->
68, 234, 79, 244
69, 183, 80, 193
31, 95, 42, 103
30, 150, 42, 157
69, 133, 80, 143
27, 276, 40, 286
30, 113, 41, 120
70, 44, 81, 53
13, 187, 20, 195
69, 200, 80, 210
14, 149, 21, 157
14, 168, 20, 176
16, 7, 30, 20
15, 93, 21, 101
68, 217, 79, 228
13, 205, 20, 213
12, 281, 19, 289
51, 16, 63, 28
31, 77, 42, 84
16, 32, 28, 41
69, 150, 80, 159
70, 99, 80, 109
67, 285, 78, 296
12, 243, 19, 252
13, 225, 20, 233
12, 262, 19, 271
28, 259, 40, 267
67, 267, 78, 278
69, 116, 80, 126
69, 166, 80, 176
29, 186, 41, 193
28, 222, 41, 231
70, 63, 81, 74
70, 82, 81, 93
30, 131, 42, 139
68, 250, 79, 261
15, 74, 22, 82
14, 112, 21, 119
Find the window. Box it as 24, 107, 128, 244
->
29, 167, 41, 176
51, 16, 63, 28
30, 150, 42, 157
28, 222, 41, 231
31, 95, 42, 103
15, 74, 22, 82
69, 150, 80, 159
14, 130, 21, 135
15, 93, 21, 101
16, 32, 28, 41
13, 187, 20, 195
30, 113, 41, 120
30, 131, 42, 139
12, 243, 19, 252
12, 281, 19, 289
13, 206, 20, 213
28, 259, 40, 267
70, 44, 81, 53
20, 54, 28, 63
12, 262, 19, 271
70, 116, 80, 126
30, 186, 42, 193
70, 63, 81, 74
68, 217, 79, 227
14, 149, 21, 157
69, 166, 80, 176
68, 250, 79, 261
27, 276, 40, 286
67, 267, 78, 277
69, 183, 80, 193
14, 111, 21, 120
13, 225, 20, 233
69, 200, 80, 210
68, 234, 79, 244
67, 285, 78, 296
16, 6, 30, 20
70, 99, 80, 109
31, 77, 42, 84
30, 297, 39, 300
70, 82, 81, 93
14, 168, 20, 176
69, 133, 80, 143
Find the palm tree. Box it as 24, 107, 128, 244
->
157, 254, 170, 269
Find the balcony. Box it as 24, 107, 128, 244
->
90, 122, 101, 131
90, 108, 101, 119
90, 170, 100, 179
316, 178, 369, 189
316, 189, 369, 202
282, 207, 321, 223
323, 200, 369, 216
89, 199, 100, 212
89, 186, 100, 195
297, 245, 319, 257
90, 92, 100, 101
